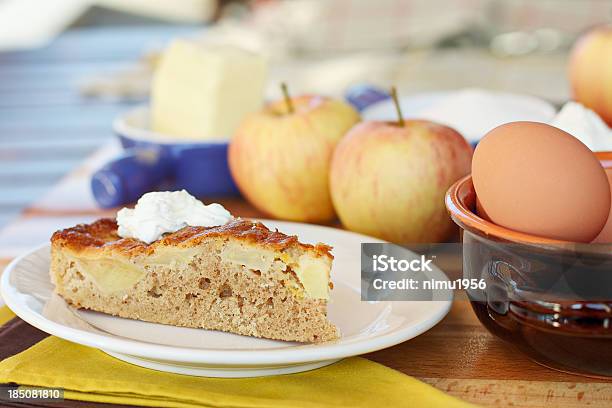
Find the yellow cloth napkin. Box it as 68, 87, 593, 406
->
0, 306, 475, 408
0, 305, 15, 324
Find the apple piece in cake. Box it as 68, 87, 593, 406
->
50, 218, 338, 343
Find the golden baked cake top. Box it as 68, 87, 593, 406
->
51, 218, 333, 259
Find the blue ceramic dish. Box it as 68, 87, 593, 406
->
91, 106, 239, 208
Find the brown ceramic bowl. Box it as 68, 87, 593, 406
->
445, 152, 612, 378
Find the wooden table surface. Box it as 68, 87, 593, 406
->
0, 25, 611, 408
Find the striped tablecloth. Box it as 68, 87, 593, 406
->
0, 141, 117, 255
0, 25, 198, 229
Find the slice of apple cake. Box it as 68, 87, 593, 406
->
50, 218, 338, 342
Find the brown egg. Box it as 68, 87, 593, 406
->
472, 121, 610, 242
592, 169, 612, 243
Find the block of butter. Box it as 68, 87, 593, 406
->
151, 40, 267, 140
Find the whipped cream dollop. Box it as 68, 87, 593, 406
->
117, 190, 232, 244
551, 101, 612, 151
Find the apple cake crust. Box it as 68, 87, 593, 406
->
51, 218, 333, 258
50, 218, 338, 343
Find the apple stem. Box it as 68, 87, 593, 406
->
390, 86, 404, 127
281, 82, 294, 114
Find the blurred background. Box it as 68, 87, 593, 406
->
0, 0, 610, 228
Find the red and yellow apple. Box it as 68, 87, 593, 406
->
329, 120, 472, 243
229, 94, 360, 222
569, 26, 612, 126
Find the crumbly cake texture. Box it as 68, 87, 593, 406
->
50, 218, 339, 343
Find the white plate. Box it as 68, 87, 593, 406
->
1, 220, 452, 377
362, 89, 556, 143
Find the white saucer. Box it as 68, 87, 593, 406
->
1, 220, 452, 377
362, 89, 556, 143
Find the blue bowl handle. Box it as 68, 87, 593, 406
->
91, 149, 172, 208
345, 84, 390, 112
